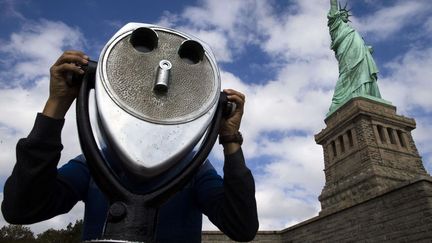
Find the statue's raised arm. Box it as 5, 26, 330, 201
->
330, 0, 338, 15
327, 0, 384, 116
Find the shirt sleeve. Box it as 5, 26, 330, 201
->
195, 148, 259, 242
1, 113, 88, 224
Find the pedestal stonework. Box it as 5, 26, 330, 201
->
315, 97, 429, 215
202, 96, 432, 242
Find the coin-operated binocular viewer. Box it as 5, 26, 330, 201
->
76, 23, 234, 242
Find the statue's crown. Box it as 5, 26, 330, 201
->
339, 2, 352, 19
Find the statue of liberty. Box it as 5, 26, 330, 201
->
327, 0, 386, 115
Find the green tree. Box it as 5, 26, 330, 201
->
0, 224, 36, 243
36, 228, 63, 243
36, 219, 83, 243
62, 219, 83, 242
0, 219, 83, 243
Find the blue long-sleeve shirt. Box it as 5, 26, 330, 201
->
2, 113, 258, 242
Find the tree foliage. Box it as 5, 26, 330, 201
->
0, 219, 83, 243
0, 224, 35, 243
36, 219, 83, 243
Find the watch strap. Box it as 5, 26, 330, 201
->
219, 131, 243, 145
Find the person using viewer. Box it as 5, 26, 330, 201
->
1, 50, 259, 242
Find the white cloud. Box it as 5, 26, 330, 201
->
259, 1, 331, 60
157, 11, 180, 29
380, 48, 432, 113
202, 216, 219, 231
0, 81, 45, 175
182, 0, 264, 48
0, 19, 85, 173
252, 135, 324, 229
0, 20, 85, 84
179, 28, 233, 62
224, 58, 333, 151
164, 0, 334, 64
0, 79, 82, 179
256, 187, 320, 229
182, 0, 244, 30
355, 1, 431, 40
0, 19, 85, 234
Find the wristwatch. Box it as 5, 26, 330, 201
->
219, 131, 243, 145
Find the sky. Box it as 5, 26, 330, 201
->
1, 0, 431, 235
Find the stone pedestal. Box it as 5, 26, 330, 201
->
315, 97, 429, 215
201, 97, 432, 242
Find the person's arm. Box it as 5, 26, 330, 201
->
1, 114, 88, 223
197, 89, 258, 241
195, 151, 258, 242
1, 50, 90, 223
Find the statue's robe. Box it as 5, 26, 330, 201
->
328, 10, 381, 113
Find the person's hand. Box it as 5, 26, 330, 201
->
43, 50, 89, 119
219, 89, 245, 154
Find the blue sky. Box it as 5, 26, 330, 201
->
1, 0, 431, 234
